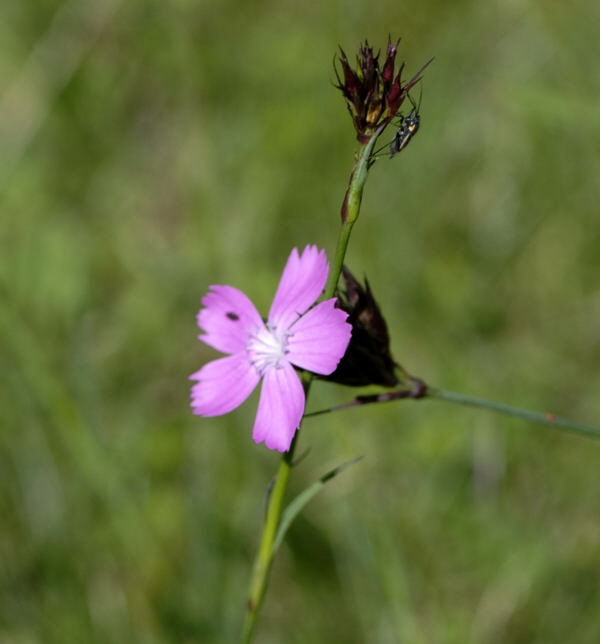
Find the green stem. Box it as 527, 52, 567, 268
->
325, 129, 384, 298
325, 219, 354, 299
427, 387, 600, 440
241, 131, 383, 643
241, 431, 297, 643
305, 384, 600, 440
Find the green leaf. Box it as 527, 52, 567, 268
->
272, 456, 363, 553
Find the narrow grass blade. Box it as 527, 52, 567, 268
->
272, 456, 363, 553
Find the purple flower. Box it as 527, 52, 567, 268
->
190, 245, 352, 452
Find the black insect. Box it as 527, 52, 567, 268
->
371, 89, 422, 161
390, 88, 422, 156
389, 107, 420, 157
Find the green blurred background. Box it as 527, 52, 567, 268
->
2, 0, 600, 642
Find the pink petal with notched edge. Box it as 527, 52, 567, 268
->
252, 362, 305, 452
286, 298, 352, 374
190, 353, 260, 416
197, 285, 264, 354
268, 246, 329, 330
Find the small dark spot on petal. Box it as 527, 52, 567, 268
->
226, 312, 239, 321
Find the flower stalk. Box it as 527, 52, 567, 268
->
241, 427, 299, 643
304, 383, 600, 440
242, 130, 382, 643
240, 38, 432, 641
326, 129, 383, 297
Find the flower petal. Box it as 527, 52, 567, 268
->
286, 298, 352, 374
268, 246, 329, 330
252, 362, 304, 452
197, 285, 263, 354
190, 353, 260, 416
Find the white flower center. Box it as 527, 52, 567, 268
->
247, 323, 290, 375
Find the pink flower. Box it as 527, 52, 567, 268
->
190, 245, 352, 452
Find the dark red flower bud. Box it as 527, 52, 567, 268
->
337, 48, 360, 100
320, 267, 401, 387
381, 36, 399, 86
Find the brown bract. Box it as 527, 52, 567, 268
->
322, 267, 400, 387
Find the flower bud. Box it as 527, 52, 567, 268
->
334, 36, 432, 142
321, 267, 401, 387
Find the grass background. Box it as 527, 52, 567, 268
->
2, 0, 600, 642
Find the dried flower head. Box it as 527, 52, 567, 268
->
321, 267, 401, 387
335, 36, 432, 142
